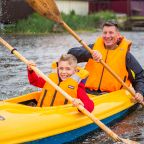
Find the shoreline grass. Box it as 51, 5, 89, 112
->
1, 11, 116, 35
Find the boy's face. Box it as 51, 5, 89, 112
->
58, 61, 76, 81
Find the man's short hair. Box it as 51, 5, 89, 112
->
102, 20, 119, 29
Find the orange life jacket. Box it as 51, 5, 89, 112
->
85, 36, 132, 92
37, 67, 89, 107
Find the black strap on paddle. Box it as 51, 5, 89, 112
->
11, 48, 17, 54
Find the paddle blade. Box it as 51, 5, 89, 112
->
120, 138, 140, 144
26, 0, 62, 23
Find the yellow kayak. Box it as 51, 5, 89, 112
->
0, 89, 136, 144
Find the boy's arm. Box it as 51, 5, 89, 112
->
28, 69, 46, 88
77, 82, 94, 112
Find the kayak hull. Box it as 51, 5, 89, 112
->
0, 89, 136, 144
27, 105, 137, 144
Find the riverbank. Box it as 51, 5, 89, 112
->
0, 11, 116, 35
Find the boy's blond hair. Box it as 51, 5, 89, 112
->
58, 54, 77, 67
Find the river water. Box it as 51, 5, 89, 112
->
0, 32, 144, 143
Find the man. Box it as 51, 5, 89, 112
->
68, 21, 144, 103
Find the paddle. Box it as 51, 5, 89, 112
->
26, 0, 144, 107
0, 37, 139, 143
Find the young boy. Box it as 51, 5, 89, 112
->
27, 54, 94, 112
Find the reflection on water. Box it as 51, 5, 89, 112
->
0, 32, 144, 143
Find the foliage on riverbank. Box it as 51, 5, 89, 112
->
1, 11, 116, 34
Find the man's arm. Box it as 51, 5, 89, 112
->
126, 52, 144, 96
68, 44, 93, 63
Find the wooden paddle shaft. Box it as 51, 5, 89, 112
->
60, 21, 93, 54
0, 37, 125, 142
0, 37, 73, 103
61, 21, 133, 91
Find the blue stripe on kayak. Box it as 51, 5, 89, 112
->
27, 104, 138, 144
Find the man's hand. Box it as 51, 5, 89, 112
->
134, 92, 144, 103
92, 50, 102, 62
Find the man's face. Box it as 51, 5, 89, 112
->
102, 26, 119, 48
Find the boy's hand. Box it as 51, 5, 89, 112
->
72, 98, 84, 107
27, 60, 36, 71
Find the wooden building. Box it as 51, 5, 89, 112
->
1, 0, 144, 24
0, 0, 33, 24
56, 0, 88, 15
89, 0, 144, 16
